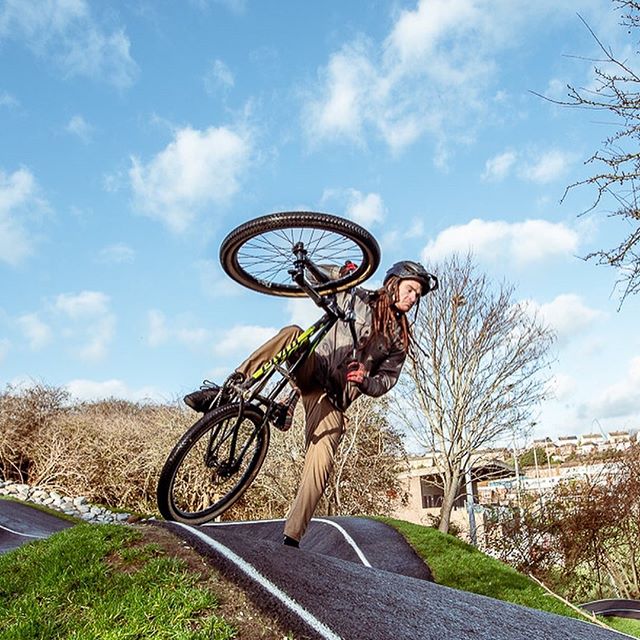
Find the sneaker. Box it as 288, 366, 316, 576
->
183, 373, 245, 413
183, 384, 222, 413
283, 535, 299, 548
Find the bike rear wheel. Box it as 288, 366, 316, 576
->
157, 403, 268, 524
219, 211, 381, 297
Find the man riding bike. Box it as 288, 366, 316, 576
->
184, 260, 437, 547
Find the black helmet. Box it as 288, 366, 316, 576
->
384, 260, 438, 295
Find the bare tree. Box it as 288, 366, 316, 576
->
394, 255, 555, 534
544, 1, 640, 304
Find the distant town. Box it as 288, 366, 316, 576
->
393, 428, 639, 533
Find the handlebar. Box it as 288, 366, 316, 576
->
288, 244, 348, 319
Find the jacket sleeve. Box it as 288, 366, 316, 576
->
359, 348, 406, 397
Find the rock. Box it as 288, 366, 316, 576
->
0, 480, 132, 525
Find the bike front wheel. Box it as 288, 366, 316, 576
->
156, 403, 269, 525
219, 211, 381, 297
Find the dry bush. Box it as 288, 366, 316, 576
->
0, 384, 70, 481
50, 400, 192, 512
0, 384, 192, 513
1, 384, 407, 520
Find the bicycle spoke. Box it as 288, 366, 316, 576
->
233, 225, 365, 287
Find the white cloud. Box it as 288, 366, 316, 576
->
78, 315, 115, 361
204, 59, 234, 94
286, 298, 322, 329
0, 0, 86, 40
97, 243, 135, 264
550, 373, 575, 401
17, 313, 52, 350
0, 91, 19, 108
130, 125, 252, 233
146, 310, 213, 350
301, 0, 504, 152
66, 114, 92, 142
175, 327, 211, 349
302, 0, 613, 154
422, 218, 580, 266
147, 310, 169, 347
55, 291, 110, 318
0, 167, 48, 266
580, 356, 640, 420
524, 294, 603, 344
385, 0, 495, 74
381, 218, 426, 252
519, 149, 576, 184
304, 39, 376, 146
322, 188, 385, 226
65, 378, 162, 402
482, 150, 517, 182
346, 191, 384, 226
538, 294, 603, 337
213, 325, 278, 357
482, 147, 576, 183
54, 291, 114, 361
0, 0, 138, 89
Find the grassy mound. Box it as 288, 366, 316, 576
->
0, 523, 291, 640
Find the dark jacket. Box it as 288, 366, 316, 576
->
313, 287, 407, 411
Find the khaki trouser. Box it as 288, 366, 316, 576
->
236, 325, 345, 542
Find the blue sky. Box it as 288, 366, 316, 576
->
1, 0, 639, 443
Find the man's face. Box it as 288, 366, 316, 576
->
394, 278, 422, 313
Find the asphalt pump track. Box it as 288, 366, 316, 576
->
161, 516, 629, 640
0, 499, 74, 554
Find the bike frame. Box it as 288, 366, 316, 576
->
243, 312, 335, 405
211, 250, 353, 469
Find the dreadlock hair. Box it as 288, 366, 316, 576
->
372, 275, 412, 352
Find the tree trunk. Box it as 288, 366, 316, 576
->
439, 471, 460, 534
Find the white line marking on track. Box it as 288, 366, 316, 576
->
203, 518, 285, 526
313, 518, 371, 568
174, 522, 342, 640
203, 517, 372, 567
0, 523, 47, 539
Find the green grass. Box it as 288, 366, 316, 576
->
377, 517, 636, 637
0, 524, 235, 640
607, 618, 640, 637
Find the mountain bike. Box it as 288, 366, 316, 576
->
156, 211, 381, 525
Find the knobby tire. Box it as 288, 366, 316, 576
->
219, 211, 381, 297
